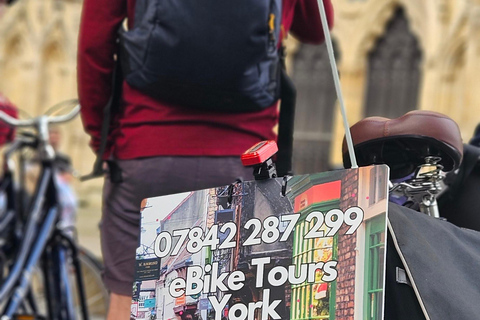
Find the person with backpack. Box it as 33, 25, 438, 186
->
77, 0, 334, 319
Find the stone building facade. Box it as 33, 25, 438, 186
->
288, 0, 480, 172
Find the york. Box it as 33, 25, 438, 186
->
209, 289, 281, 320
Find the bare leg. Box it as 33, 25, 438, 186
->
107, 292, 132, 320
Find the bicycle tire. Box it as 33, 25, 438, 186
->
74, 247, 109, 318
30, 247, 108, 319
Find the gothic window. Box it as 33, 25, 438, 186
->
364, 7, 422, 119
291, 42, 339, 174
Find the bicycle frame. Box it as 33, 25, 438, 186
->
0, 105, 89, 320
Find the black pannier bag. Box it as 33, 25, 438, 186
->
386, 203, 480, 319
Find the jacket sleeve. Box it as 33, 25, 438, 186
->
77, 0, 127, 153
0, 94, 18, 145
290, 0, 334, 44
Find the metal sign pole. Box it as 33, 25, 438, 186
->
316, 0, 358, 168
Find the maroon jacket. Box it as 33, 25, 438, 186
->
78, 0, 334, 159
0, 93, 17, 146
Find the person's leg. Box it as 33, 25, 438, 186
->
107, 292, 132, 320
101, 156, 252, 319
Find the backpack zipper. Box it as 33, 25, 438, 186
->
269, 13, 276, 44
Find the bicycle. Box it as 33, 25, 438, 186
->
339, 109, 480, 320
238, 111, 466, 319
0, 102, 108, 319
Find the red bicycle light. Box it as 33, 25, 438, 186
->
241, 140, 278, 167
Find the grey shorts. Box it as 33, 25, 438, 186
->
100, 156, 253, 295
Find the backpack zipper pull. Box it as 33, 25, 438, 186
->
268, 13, 276, 43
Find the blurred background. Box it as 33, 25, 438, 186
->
0, 0, 479, 258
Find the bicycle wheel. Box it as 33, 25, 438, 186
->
74, 247, 109, 319
30, 247, 108, 319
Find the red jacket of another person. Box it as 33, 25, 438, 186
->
0, 93, 18, 146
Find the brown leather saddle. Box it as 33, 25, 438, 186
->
342, 110, 464, 179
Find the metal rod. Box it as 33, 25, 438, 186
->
316, 0, 358, 168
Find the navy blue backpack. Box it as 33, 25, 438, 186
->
120, 0, 283, 112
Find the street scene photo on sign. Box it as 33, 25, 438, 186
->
132, 165, 389, 320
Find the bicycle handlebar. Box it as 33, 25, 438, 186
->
0, 104, 80, 128
0, 103, 81, 164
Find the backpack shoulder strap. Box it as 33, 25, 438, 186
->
276, 46, 296, 177
81, 57, 123, 182
276, 67, 296, 177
